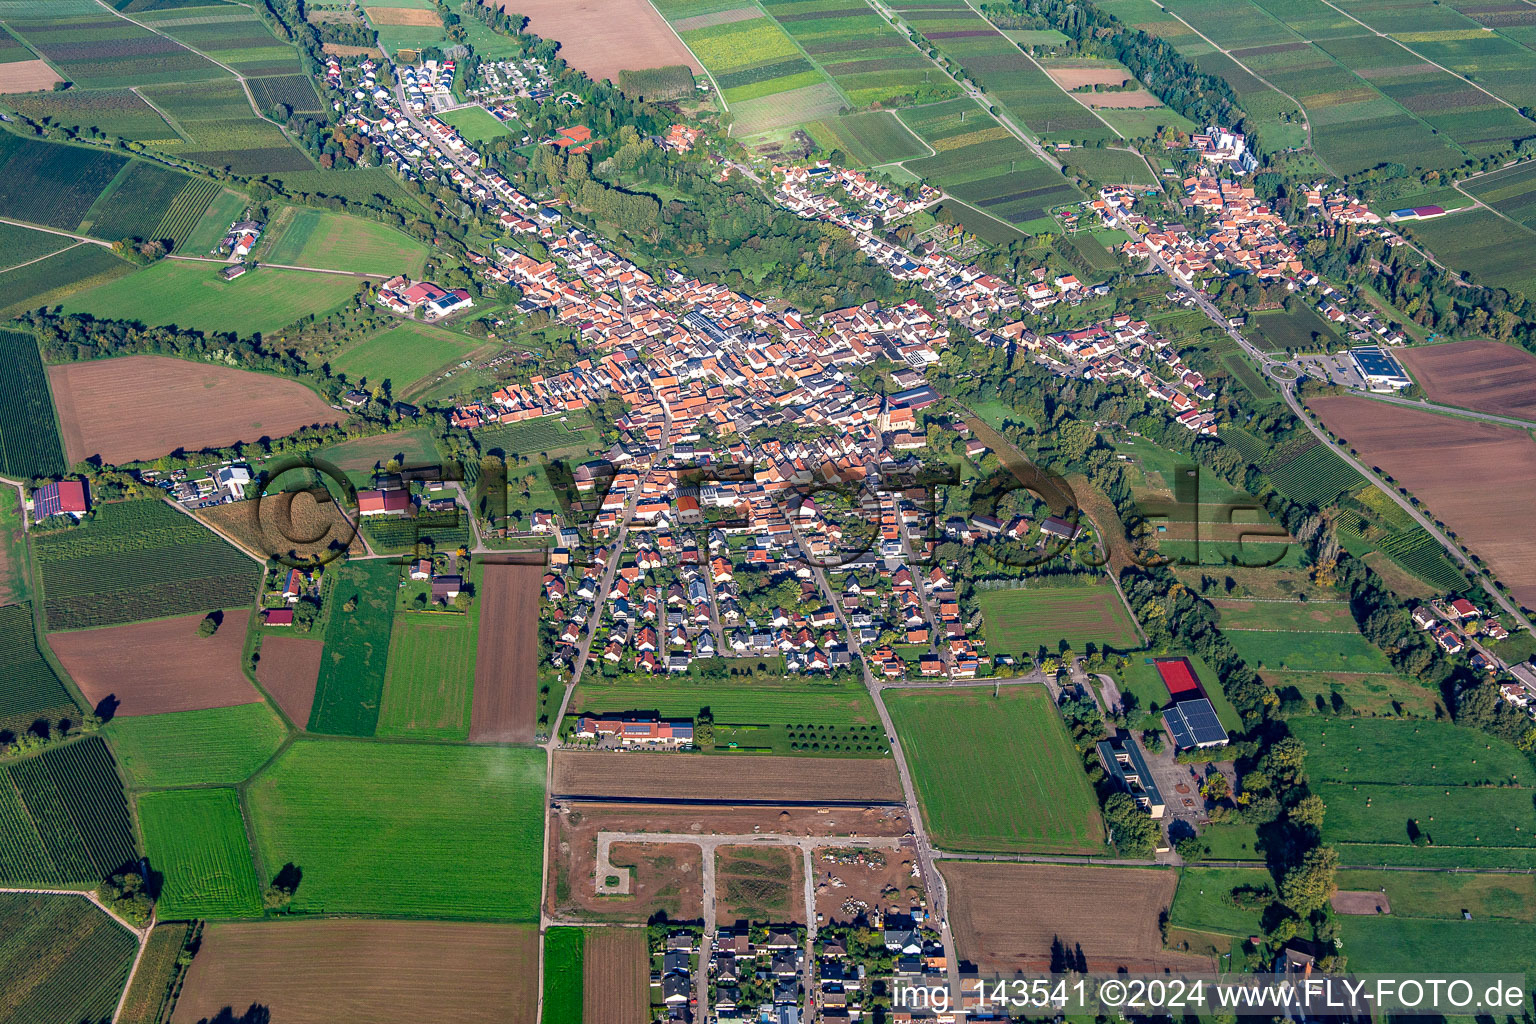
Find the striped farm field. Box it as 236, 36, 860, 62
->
886, 686, 1105, 854
0, 891, 138, 1024
0, 736, 139, 886
1465, 160, 1536, 231
377, 604, 480, 741
81, 160, 198, 243
0, 329, 67, 480
137, 787, 263, 919
757, 0, 958, 108
32, 499, 259, 631
152, 177, 222, 245
308, 559, 398, 737
0, 603, 76, 732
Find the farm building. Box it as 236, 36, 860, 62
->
358, 489, 412, 516
33, 480, 89, 519
1389, 205, 1447, 221
264, 608, 294, 626
1349, 346, 1412, 392
574, 714, 695, 746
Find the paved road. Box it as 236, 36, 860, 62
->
1354, 390, 1536, 432
596, 831, 908, 1018
1151, 254, 1534, 634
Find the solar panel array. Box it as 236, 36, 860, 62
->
1163, 698, 1229, 749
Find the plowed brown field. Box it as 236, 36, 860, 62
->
1396, 340, 1536, 420
552, 750, 905, 803
941, 862, 1213, 972
50, 610, 259, 715
254, 634, 323, 726
172, 920, 537, 1024
363, 6, 440, 25
583, 929, 650, 1024
48, 356, 339, 465
496, 0, 700, 81
1310, 396, 1536, 606
0, 59, 62, 93
469, 562, 541, 742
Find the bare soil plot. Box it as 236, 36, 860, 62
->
941, 863, 1214, 972
48, 356, 339, 465
716, 845, 802, 925
547, 801, 909, 922
0, 59, 63, 94
321, 43, 385, 58
552, 750, 905, 803
172, 919, 538, 1024
50, 610, 259, 716
1333, 890, 1391, 914
814, 843, 920, 925
1086, 90, 1163, 107
1395, 340, 1536, 420
254, 635, 323, 726
1310, 396, 1536, 607
469, 562, 540, 743
363, 6, 441, 26
196, 493, 365, 564
496, 0, 700, 81
1045, 67, 1132, 88
584, 928, 649, 1024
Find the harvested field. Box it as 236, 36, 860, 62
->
363, 6, 441, 26
1045, 67, 1131, 88
0, 59, 62, 93
496, 0, 699, 81
942, 862, 1214, 972
1395, 340, 1536, 420
48, 356, 339, 465
552, 750, 905, 803
1309, 396, 1536, 606
547, 800, 909, 921
716, 844, 801, 924
50, 610, 259, 715
196, 492, 364, 564
469, 562, 540, 743
172, 920, 538, 1024
1333, 889, 1392, 914
254, 634, 323, 726
1086, 90, 1163, 107
583, 929, 649, 1024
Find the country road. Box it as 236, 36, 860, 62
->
1355, 390, 1536, 432
1151, 252, 1535, 634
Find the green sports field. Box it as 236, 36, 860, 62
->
137, 787, 263, 919
261, 207, 429, 276
330, 321, 484, 393
377, 599, 480, 740
246, 739, 545, 919
106, 702, 288, 788
60, 260, 361, 336
975, 584, 1141, 656
885, 686, 1105, 854
438, 105, 511, 143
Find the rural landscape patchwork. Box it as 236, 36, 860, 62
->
4, 0, 1536, 1021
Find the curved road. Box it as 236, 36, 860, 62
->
1156, 258, 1534, 633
